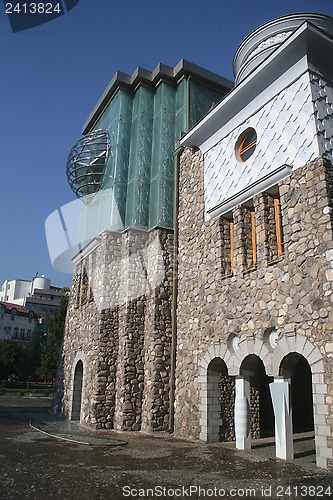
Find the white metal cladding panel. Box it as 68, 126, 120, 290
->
311, 74, 333, 163
204, 73, 318, 217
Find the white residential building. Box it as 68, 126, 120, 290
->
0, 276, 65, 322
0, 302, 37, 342
0, 279, 31, 303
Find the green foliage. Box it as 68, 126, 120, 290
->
39, 294, 68, 380
1, 387, 53, 397
27, 329, 43, 380
0, 293, 69, 383
0, 340, 29, 380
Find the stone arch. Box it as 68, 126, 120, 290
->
69, 351, 86, 422
240, 354, 275, 439
227, 336, 272, 376
198, 340, 272, 443
274, 336, 332, 469
198, 334, 332, 468
198, 343, 230, 442
280, 352, 314, 433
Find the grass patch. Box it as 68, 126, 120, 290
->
0, 387, 53, 397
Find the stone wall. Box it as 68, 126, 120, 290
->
175, 147, 333, 468
54, 227, 174, 432
219, 375, 235, 441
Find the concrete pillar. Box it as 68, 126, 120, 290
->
235, 375, 251, 450
269, 377, 294, 460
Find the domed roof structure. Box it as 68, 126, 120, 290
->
233, 13, 333, 84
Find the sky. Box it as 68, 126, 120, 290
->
1, 0, 333, 289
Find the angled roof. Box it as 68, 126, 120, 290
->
180, 19, 333, 153
82, 59, 233, 134
0, 301, 35, 316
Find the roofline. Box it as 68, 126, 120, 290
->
233, 12, 333, 77
82, 59, 233, 135
0, 301, 36, 316
180, 21, 331, 151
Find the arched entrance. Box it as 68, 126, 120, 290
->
280, 352, 314, 433
206, 357, 232, 442
240, 354, 275, 439
71, 360, 83, 421
208, 358, 235, 442
199, 334, 331, 468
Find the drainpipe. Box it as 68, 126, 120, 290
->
168, 142, 184, 433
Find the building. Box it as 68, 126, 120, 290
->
176, 12, 333, 470
55, 13, 333, 470
0, 276, 65, 323
0, 279, 31, 303
0, 302, 37, 343
54, 60, 232, 427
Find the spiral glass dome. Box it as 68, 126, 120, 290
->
66, 129, 110, 201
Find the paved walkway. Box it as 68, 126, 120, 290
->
0, 397, 332, 499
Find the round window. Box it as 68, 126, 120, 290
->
236, 128, 257, 162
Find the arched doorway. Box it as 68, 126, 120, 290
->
279, 353, 314, 433
71, 360, 83, 421
210, 358, 235, 442
205, 357, 232, 442
240, 354, 275, 439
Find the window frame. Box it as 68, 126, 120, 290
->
273, 195, 284, 257
236, 128, 257, 162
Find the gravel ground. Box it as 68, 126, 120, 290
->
0, 396, 332, 500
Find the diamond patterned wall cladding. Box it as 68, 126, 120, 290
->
203, 72, 333, 217
311, 74, 333, 163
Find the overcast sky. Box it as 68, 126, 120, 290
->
1, 0, 333, 289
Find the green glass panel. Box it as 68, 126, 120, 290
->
189, 80, 226, 128
111, 91, 133, 224
75, 69, 228, 237
125, 87, 154, 228
149, 83, 176, 228
94, 90, 134, 228
175, 79, 188, 144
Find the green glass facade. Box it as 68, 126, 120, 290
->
72, 63, 231, 235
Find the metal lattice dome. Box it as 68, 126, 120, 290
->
66, 129, 110, 201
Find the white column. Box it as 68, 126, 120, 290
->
234, 375, 251, 450
269, 377, 293, 460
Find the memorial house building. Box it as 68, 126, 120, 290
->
53, 13, 333, 469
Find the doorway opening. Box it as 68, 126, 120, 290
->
71, 360, 83, 421
280, 352, 314, 433
207, 357, 233, 442
240, 354, 275, 438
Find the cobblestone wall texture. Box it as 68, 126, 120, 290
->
175, 147, 333, 468
54, 228, 174, 432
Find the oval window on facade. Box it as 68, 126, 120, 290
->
236, 128, 257, 162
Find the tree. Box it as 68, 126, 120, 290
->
26, 329, 44, 381
0, 340, 29, 381
39, 294, 69, 380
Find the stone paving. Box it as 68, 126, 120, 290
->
1, 397, 333, 499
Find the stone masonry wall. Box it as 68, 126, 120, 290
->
175, 147, 333, 468
54, 227, 174, 432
